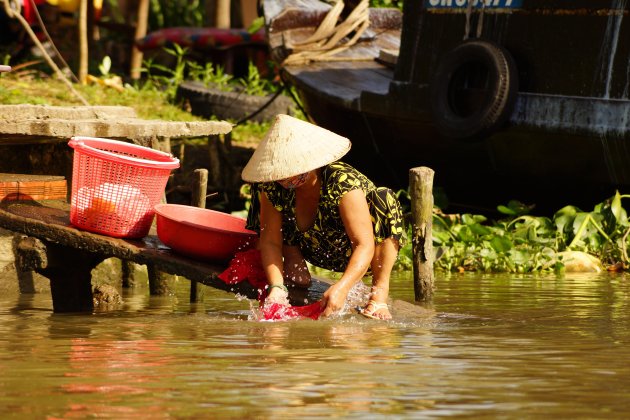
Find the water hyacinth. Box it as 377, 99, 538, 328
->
394, 191, 630, 273
237, 186, 630, 274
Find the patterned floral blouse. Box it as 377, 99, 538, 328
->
246, 162, 403, 272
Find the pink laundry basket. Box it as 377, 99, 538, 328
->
68, 136, 180, 238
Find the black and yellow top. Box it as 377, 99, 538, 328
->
246, 162, 404, 272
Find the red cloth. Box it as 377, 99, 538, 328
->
218, 248, 268, 290
22, 0, 46, 26
135, 27, 266, 51
218, 249, 325, 321
261, 301, 324, 321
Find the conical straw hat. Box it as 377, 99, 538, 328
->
241, 114, 351, 182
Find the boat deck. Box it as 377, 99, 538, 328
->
283, 60, 394, 110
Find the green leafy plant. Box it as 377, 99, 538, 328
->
248, 16, 265, 34
239, 61, 275, 96
395, 191, 630, 273
148, 0, 205, 30
140, 43, 189, 100
98, 56, 112, 77
187, 61, 234, 91
141, 50, 279, 99
370, 0, 404, 9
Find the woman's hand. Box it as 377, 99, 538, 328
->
265, 286, 289, 306
321, 283, 349, 317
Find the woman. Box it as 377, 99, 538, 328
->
242, 114, 404, 319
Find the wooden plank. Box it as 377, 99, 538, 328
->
0, 200, 330, 305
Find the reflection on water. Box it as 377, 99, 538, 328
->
1, 272, 630, 418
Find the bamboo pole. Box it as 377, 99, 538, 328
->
409, 167, 435, 301
78, 0, 88, 83
130, 0, 150, 80
189, 169, 209, 303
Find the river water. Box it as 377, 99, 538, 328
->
1, 271, 629, 418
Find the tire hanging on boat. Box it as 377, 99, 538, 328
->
429, 39, 518, 142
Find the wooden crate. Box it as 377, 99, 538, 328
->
0, 173, 67, 201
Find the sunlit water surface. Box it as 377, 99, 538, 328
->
1, 271, 630, 418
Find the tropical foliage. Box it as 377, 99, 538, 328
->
396, 192, 630, 273
140, 44, 280, 102
370, 0, 404, 9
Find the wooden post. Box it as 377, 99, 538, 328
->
191, 168, 209, 208
87, 0, 95, 49
205, 1, 217, 27
216, 0, 231, 29
121, 260, 139, 288
43, 242, 102, 313
146, 134, 176, 295
147, 264, 171, 296
409, 167, 434, 301
240, 0, 258, 27
78, 0, 88, 83
189, 169, 209, 302
130, 0, 150, 80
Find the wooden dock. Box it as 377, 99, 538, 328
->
0, 200, 329, 312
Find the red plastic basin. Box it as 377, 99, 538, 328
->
154, 204, 257, 262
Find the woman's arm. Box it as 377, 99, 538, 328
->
259, 192, 288, 302
321, 189, 375, 316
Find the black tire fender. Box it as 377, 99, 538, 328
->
429, 39, 518, 141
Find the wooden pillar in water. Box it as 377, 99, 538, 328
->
147, 265, 171, 296
409, 167, 434, 301
189, 169, 209, 302
121, 260, 141, 288
145, 134, 176, 295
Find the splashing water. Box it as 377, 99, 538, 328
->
342, 281, 371, 314
247, 281, 372, 321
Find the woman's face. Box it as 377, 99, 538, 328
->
278, 172, 309, 189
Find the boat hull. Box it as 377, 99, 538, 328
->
267, 0, 630, 213
293, 82, 628, 213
